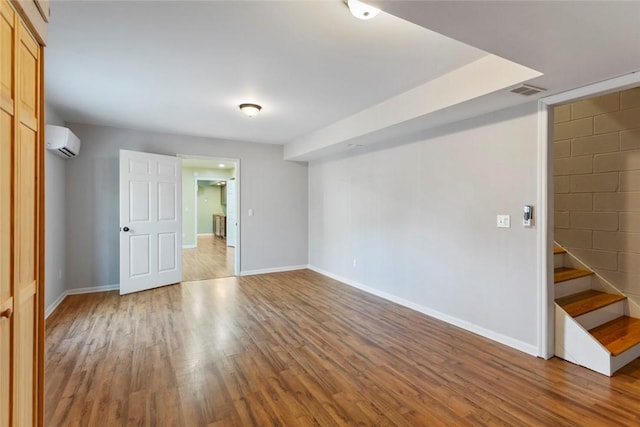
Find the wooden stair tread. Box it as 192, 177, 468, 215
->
554, 246, 566, 254
590, 316, 640, 356
554, 267, 593, 283
555, 290, 626, 318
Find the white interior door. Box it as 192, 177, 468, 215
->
119, 149, 182, 295
226, 179, 237, 247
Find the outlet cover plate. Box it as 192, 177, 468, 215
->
497, 215, 511, 228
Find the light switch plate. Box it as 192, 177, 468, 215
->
497, 215, 510, 228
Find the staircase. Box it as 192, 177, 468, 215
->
554, 244, 640, 376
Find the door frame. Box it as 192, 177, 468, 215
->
194, 177, 227, 239
536, 72, 640, 359
178, 154, 240, 276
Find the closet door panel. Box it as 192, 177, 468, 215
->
0, 2, 14, 426
13, 18, 40, 427
0, 111, 12, 427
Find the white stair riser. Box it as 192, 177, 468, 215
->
555, 276, 592, 298
576, 301, 625, 330
611, 342, 640, 374
554, 253, 565, 268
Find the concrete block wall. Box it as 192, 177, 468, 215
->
554, 87, 640, 300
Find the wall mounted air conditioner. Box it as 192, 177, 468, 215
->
45, 125, 81, 159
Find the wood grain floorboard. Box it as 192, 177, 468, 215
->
182, 235, 234, 282
45, 270, 640, 426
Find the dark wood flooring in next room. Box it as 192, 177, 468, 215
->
45, 270, 640, 426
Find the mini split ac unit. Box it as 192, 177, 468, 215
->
45, 125, 81, 159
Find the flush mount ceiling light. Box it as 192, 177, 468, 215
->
345, 0, 380, 20
239, 103, 262, 117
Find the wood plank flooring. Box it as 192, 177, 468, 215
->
45, 270, 640, 426
182, 235, 234, 282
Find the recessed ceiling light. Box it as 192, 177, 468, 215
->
218, 163, 225, 168
346, 0, 380, 20
239, 103, 262, 117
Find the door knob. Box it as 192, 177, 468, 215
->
122, 227, 130, 232
0, 307, 12, 319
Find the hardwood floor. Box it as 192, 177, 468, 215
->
182, 235, 234, 281
45, 270, 640, 426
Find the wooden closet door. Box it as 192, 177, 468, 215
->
0, 1, 44, 425
14, 16, 41, 426
0, 2, 16, 426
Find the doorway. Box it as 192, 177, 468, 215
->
179, 156, 240, 281
538, 73, 640, 359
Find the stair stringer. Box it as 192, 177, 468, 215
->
554, 242, 640, 375
554, 304, 613, 376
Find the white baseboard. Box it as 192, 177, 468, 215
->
67, 284, 120, 295
44, 269, 538, 356
182, 244, 197, 249
308, 265, 539, 357
197, 233, 215, 237
45, 284, 120, 319
240, 264, 309, 276
45, 291, 67, 319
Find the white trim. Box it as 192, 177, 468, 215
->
67, 284, 120, 295
182, 244, 196, 249
239, 265, 309, 276
233, 161, 241, 276
178, 153, 241, 277
536, 100, 553, 359
45, 291, 67, 319
44, 284, 120, 319
309, 265, 538, 357
178, 154, 239, 165
541, 72, 640, 106
537, 71, 640, 360
196, 233, 215, 236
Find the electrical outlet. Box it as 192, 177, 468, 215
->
353, 259, 357, 268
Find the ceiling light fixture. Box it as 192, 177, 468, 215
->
346, 0, 380, 20
218, 163, 225, 168
239, 103, 262, 117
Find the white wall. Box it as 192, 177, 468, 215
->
44, 105, 68, 314
65, 123, 308, 290
308, 103, 540, 353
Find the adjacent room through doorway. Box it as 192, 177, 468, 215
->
180, 157, 239, 281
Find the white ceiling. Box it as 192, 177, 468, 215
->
375, 0, 640, 96
45, 0, 486, 144
46, 1, 640, 158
